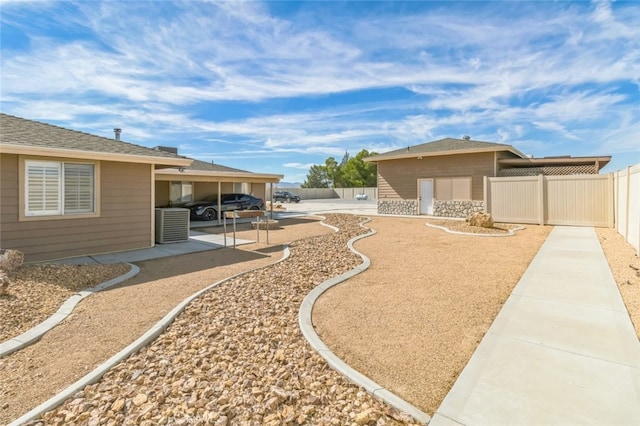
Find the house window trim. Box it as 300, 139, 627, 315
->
434, 176, 472, 201
19, 155, 101, 222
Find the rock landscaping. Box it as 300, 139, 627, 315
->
21, 214, 420, 425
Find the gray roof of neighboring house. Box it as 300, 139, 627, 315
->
186, 159, 250, 173
367, 137, 526, 161
0, 113, 186, 161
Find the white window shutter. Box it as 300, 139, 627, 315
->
26, 161, 62, 215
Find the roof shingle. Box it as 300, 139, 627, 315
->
0, 113, 185, 160
368, 137, 521, 161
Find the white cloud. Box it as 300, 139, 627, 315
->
283, 162, 316, 169
1, 0, 637, 168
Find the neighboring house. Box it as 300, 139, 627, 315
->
154, 153, 282, 222
365, 137, 611, 217
0, 114, 281, 262
0, 113, 192, 262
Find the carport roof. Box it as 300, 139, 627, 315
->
186, 159, 250, 173
156, 159, 283, 183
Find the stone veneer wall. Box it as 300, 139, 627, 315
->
433, 200, 485, 218
377, 199, 419, 215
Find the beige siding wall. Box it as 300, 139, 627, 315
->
377, 152, 495, 201
0, 154, 153, 262
250, 183, 266, 199
487, 174, 614, 227
155, 181, 170, 207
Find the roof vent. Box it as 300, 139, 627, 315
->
154, 146, 178, 154
462, 135, 470, 140
114, 128, 122, 140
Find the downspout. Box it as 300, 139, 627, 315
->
217, 180, 222, 225
493, 151, 497, 176
269, 182, 274, 220
150, 164, 156, 247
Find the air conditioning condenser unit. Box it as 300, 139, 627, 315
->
155, 208, 190, 243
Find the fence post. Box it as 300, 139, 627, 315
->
607, 173, 615, 228
483, 176, 489, 214
538, 174, 545, 226
614, 170, 619, 233
625, 166, 631, 243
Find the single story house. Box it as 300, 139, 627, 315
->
0, 114, 281, 262
365, 137, 611, 217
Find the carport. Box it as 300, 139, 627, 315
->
155, 158, 282, 224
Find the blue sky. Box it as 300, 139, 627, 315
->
1, 0, 638, 183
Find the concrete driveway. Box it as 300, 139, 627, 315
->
272, 198, 377, 218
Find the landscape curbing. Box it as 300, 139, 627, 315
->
9, 247, 292, 426
11, 213, 430, 424
0, 263, 140, 359
298, 217, 432, 424
425, 222, 526, 237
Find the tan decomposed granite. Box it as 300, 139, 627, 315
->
0, 214, 636, 424
312, 216, 553, 415
0, 264, 131, 343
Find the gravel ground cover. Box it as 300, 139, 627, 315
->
4, 215, 419, 425
0, 264, 131, 342
1, 214, 637, 425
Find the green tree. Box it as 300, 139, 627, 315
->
340, 149, 377, 187
324, 157, 339, 188
301, 164, 329, 188
302, 149, 377, 188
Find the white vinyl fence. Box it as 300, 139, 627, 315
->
615, 164, 640, 256
485, 174, 614, 228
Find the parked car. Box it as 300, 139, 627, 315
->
184, 193, 265, 221
273, 190, 301, 203
355, 193, 368, 200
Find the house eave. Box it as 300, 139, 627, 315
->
0, 143, 192, 167
155, 168, 283, 183
499, 156, 611, 170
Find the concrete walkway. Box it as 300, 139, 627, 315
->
431, 226, 640, 425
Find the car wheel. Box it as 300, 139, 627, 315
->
202, 208, 216, 221
250, 206, 260, 210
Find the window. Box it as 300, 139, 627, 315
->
25, 160, 95, 216
435, 177, 472, 201
170, 181, 193, 204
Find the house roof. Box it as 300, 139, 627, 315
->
0, 113, 191, 167
365, 137, 527, 162
186, 159, 250, 173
